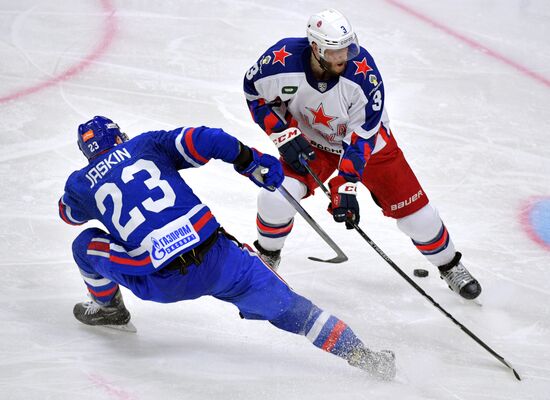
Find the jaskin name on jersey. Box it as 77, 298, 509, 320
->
59, 126, 242, 275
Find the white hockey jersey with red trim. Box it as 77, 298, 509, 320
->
244, 37, 391, 156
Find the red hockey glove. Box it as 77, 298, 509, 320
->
327, 175, 359, 230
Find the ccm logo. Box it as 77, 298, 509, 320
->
390, 190, 424, 211
271, 128, 301, 147
338, 182, 357, 194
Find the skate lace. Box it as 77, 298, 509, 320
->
443, 264, 472, 289
83, 300, 102, 315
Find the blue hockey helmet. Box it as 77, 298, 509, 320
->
77, 116, 128, 160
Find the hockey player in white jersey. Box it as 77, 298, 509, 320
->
243, 8, 482, 300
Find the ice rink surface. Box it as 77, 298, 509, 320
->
1, 0, 549, 398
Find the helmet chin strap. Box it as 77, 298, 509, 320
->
312, 49, 329, 72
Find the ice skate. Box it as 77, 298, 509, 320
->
253, 240, 281, 270
346, 345, 396, 380
439, 252, 481, 300
73, 289, 136, 333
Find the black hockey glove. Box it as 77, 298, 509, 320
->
234, 145, 284, 191
270, 127, 316, 174
327, 175, 359, 229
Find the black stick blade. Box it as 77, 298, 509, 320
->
512, 368, 521, 381
308, 254, 348, 263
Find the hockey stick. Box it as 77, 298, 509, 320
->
277, 184, 348, 263
299, 157, 521, 381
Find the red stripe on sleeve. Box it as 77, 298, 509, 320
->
58, 201, 72, 224
59, 200, 81, 225
321, 320, 348, 352
88, 241, 110, 252
193, 211, 213, 232
110, 255, 152, 267
184, 128, 209, 164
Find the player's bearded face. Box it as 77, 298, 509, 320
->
323, 48, 348, 75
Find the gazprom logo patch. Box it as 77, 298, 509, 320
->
151, 224, 197, 261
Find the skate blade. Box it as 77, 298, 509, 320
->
458, 297, 482, 307
471, 298, 483, 307
101, 321, 137, 333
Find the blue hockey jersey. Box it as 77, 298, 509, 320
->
59, 126, 241, 275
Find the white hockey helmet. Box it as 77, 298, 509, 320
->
306, 9, 360, 62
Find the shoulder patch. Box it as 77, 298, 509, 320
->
272, 45, 292, 66
369, 74, 378, 86
353, 57, 373, 79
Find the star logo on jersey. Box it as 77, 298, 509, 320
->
353, 57, 373, 79
307, 103, 336, 129
272, 45, 292, 66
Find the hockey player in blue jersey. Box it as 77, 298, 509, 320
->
244, 8, 481, 300
58, 115, 396, 379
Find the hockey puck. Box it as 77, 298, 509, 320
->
413, 269, 429, 277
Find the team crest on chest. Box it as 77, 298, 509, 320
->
306, 103, 336, 129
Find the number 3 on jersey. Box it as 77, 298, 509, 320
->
372, 90, 382, 111
94, 160, 176, 240
372, 89, 382, 111
246, 63, 259, 80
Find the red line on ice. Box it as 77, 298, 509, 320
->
0, 0, 117, 104
385, 0, 550, 88
87, 374, 137, 400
